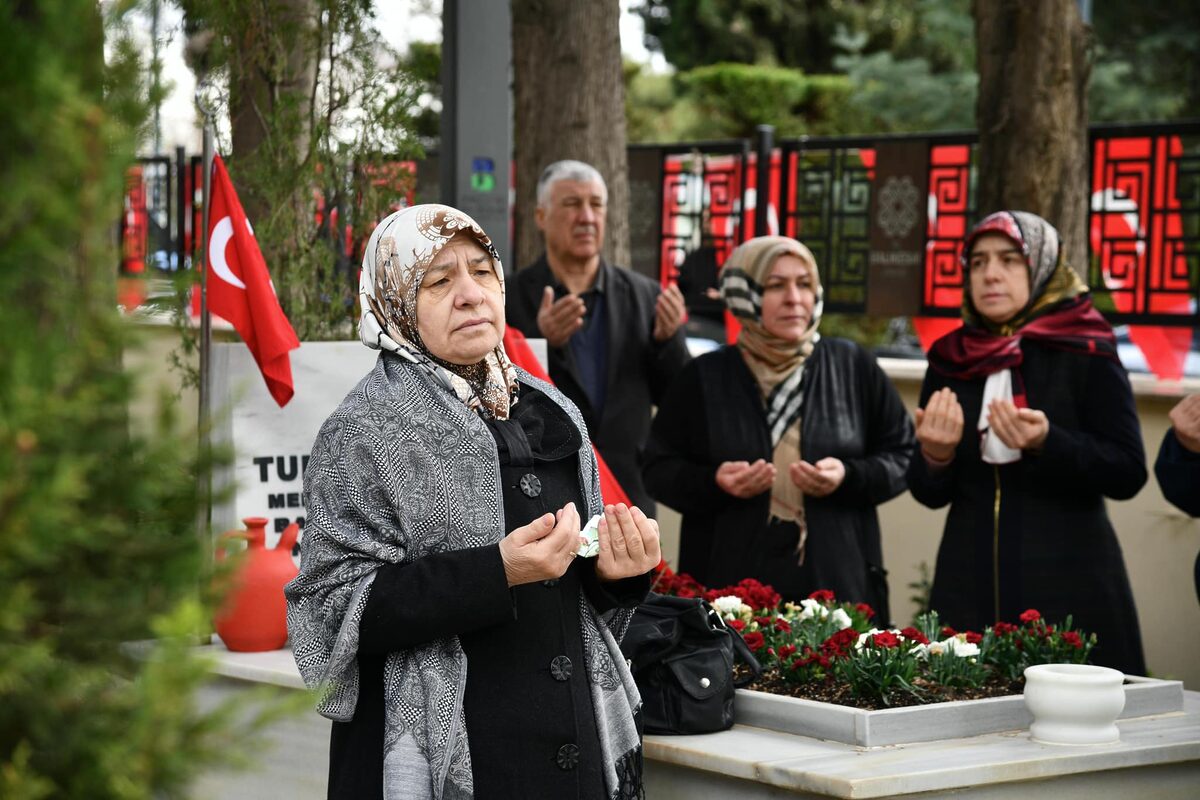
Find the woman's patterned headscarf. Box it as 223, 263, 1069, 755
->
961, 210, 1089, 336
719, 235, 824, 556
937, 210, 1111, 464
359, 204, 518, 419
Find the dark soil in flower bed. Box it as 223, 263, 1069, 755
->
737, 665, 1025, 710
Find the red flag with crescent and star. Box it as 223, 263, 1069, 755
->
206, 155, 300, 407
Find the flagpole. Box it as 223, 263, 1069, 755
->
196, 84, 215, 565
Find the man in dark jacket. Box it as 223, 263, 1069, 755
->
506, 160, 691, 515
1155, 394, 1200, 604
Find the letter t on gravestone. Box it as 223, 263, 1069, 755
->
441, 0, 511, 268
866, 140, 930, 316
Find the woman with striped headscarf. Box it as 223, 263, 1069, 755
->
908, 210, 1147, 675
643, 236, 914, 620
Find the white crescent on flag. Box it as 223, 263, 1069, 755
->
209, 215, 247, 290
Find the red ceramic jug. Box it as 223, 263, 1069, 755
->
214, 517, 300, 652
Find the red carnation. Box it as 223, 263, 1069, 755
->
1062, 631, 1083, 649
872, 631, 901, 649
992, 621, 1018, 635
753, 616, 773, 628
743, 632, 766, 652
855, 603, 875, 619
941, 626, 957, 638
778, 644, 797, 659
728, 618, 746, 632
774, 618, 792, 633
1019, 609, 1041, 624
965, 631, 983, 645
899, 627, 930, 645
824, 627, 859, 655
808, 589, 835, 604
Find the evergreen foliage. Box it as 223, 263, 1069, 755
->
178, 0, 426, 340
0, 2, 288, 796
1090, 0, 1198, 122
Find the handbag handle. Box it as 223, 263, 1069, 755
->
727, 625, 763, 687
705, 605, 763, 688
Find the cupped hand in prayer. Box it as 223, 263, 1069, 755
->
914, 386, 965, 464
537, 286, 586, 347
1169, 394, 1200, 453
789, 457, 845, 497
715, 459, 776, 498
653, 283, 686, 342
499, 502, 583, 586
596, 503, 662, 581
987, 398, 1049, 452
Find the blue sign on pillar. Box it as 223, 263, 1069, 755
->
471, 158, 496, 192
441, 0, 511, 267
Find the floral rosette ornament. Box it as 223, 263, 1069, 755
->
648, 565, 1101, 708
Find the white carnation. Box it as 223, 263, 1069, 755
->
710, 597, 748, 623
946, 637, 980, 658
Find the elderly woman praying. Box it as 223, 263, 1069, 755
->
286, 204, 658, 800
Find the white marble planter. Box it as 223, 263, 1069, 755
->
1024, 663, 1126, 745
734, 674, 1184, 747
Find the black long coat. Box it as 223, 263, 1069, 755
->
1154, 429, 1200, 605
642, 339, 914, 622
907, 340, 1148, 675
330, 388, 648, 799
506, 257, 692, 516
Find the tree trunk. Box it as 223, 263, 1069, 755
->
222, 0, 317, 328
974, 0, 1091, 274
227, 0, 316, 224
512, 0, 630, 270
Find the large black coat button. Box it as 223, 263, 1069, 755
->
550, 655, 573, 681
555, 743, 580, 770
542, 578, 559, 588
519, 473, 542, 498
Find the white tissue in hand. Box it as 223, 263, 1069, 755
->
576, 514, 603, 558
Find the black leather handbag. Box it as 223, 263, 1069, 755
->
619, 592, 762, 735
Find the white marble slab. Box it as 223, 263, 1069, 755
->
199, 646, 1200, 799
646, 694, 1200, 798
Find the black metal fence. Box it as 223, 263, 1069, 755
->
630, 120, 1200, 325
124, 121, 1199, 326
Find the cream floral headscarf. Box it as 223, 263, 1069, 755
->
359, 204, 518, 419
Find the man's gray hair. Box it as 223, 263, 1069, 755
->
536, 160, 608, 207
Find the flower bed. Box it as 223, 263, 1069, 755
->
651, 570, 1185, 746
653, 571, 1097, 710
733, 675, 1183, 747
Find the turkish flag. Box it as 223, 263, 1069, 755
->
207, 156, 300, 407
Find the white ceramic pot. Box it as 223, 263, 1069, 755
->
1023, 663, 1125, 745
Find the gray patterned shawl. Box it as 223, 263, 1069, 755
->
285, 353, 642, 799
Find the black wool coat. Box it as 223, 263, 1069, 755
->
642, 339, 914, 622
330, 387, 648, 800
506, 256, 692, 516
1155, 429, 1200, 517
907, 340, 1148, 675
1154, 428, 1200, 606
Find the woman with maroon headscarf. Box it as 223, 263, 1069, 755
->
907, 210, 1148, 675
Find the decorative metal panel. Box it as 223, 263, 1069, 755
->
1088, 124, 1200, 326
651, 143, 750, 285
779, 142, 873, 312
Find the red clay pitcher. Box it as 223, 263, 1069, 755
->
214, 516, 299, 652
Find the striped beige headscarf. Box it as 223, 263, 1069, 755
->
720, 236, 823, 558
